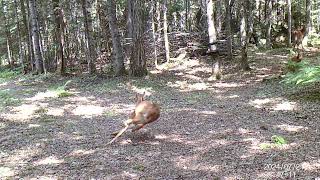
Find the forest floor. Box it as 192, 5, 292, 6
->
1, 48, 320, 179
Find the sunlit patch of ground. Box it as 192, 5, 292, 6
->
1, 104, 38, 121
249, 97, 297, 111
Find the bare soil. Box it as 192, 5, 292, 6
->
1, 50, 320, 179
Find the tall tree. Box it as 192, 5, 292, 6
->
266, 0, 273, 48
163, 0, 170, 63
1, 1, 14, 67
53, 0, 66, 75
150, 0, 158, 66
128, 0, 147, 76
20, 0, 34, 71
239, 0, 251, 71
29, 0, 44, 74
107, 0, 126, 76
224, 0, 233, 60
206, 0, 217, 52
14, 0, 25, 71
287, 0, 292, 47
304, 0, 312, 45
82, 0, 96, 74
215, 0, 222, 34
97, 0, 111, 55
185, 0, 190, 31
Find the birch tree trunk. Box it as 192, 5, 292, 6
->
163, 0, 170, 63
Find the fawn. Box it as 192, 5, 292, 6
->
292, 26, 306, 49
108, 93, 160, 144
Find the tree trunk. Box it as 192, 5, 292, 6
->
150, 0, 158, 66
2, 1, 14, 67
29, 0, 44, 74
304, 0, 312, 45
206, 0, 217, 52
53, 0, 66, 75
163, 0, 170, 63
266, 0, 273, 48
306, 0, 312, 34
97, 0, 111, 55
14, 0, 25, 70
224, 0, 233, 61
185, 0, 189, 31
107, 0, 126, 76
287, 0, 292, 47
82, 0, 96, 74
21, 0, 34, 71
216, 0, 222, 34
128, 0, 148, 77
240, 0, 251, 71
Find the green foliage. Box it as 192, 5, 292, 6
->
271, 135, 287, 145
57, 91, 73, 98
133, 164, 145, 171
309, 33, 320, 47
282, 65, 320, 85
34, 107, 48, 114
259, 135, 288, 149
0, 67, 21, 79
103, 110, 118, 117
284, 60, 309, 73
48, 80, 74, 98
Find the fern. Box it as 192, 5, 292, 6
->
282, 65, 320, 86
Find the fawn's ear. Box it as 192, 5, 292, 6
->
135, 93, 144, 103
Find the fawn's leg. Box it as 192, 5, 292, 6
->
108, 120, 132, 144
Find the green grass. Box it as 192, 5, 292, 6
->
0, 68, 20, 79
34, 107, 48, 114
0, 67, 21, 83
271, 135, 287, 145
133, 164, 145, 171
83, 78, 124, 93
103, 110, 118, 117
47, 80, 74, 98
0, 90, 21, 110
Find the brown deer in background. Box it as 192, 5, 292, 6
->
108, 93, 160, 144
292, 26, 306, 49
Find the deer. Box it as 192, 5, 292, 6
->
292, 26, 306, 50
108, 93, 160, 144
